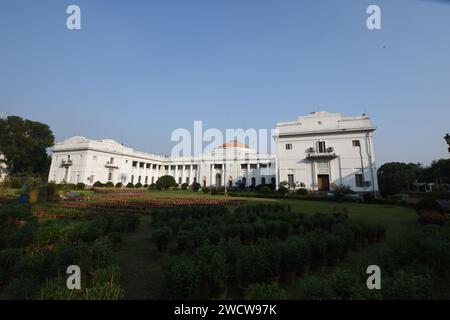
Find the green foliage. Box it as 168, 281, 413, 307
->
76, 183, 86, 189
181, 183, 189, 190
191, 182, 201, 191
277, 185, 289, 195
152, 227, 172, 251
258, 186, 273, 195
91, 238, 113, 268
297, 276, 335, 300
236, 245, 267, 287
0, 116, 54, 174
383, 270, 433, 300
244, 283, 287, 300
156, 175, 176, 189
105, 182, 114, 188
38, 182, 59, 202
134, 182, 143, 189
115, 182, 122, 188
377, 162, 421, 196
164, 257, 198, 299
296, 188, 308, 195
93, 181, 104, 188
331, 268, 362, 300
194, 245, 227, 298
126, 183, 134, 188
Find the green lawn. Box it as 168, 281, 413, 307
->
112, 191, 419, 299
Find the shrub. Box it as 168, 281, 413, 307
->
296, 188, 308, 195
331, 268, 361, 300
279, 240, 297, 273
383, 270, 433, 300
152, 227, 173, 251
109, 232, 123, 245
134, 182, 143, 189
332, 184, 353, 200
297, 276, 335, 300
277, 185, 289, 195
38, 182, 59, 202
202, 187, 210, 194
164, 257, 198, 299
176, 230, 191, 252
256, 240, 281, 280
93, 181, 104, 188
191, 182, 201, 192
239, 224, 255, 244
306, 232, 327, 269
258, 186, 272, 195
418, 213, 446, 226
156, 175, 176, 190
253, 222, 267, 239
244, 283, 288, 300
181, 183, 189, 190
363, 192, 375, 203
415, 198, 441, 214
76, 182, 86, 189
55, 243, 82, 268
236, 246, 268, 287
115, 182, 122, 188
91, 237, 113, 268
194, 245, 227, 298
83, 265, 124, 300
104, 181, 114, 188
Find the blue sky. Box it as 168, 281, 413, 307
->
0, 0, 449, 165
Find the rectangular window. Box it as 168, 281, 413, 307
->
178, 177, 182, 184
108, 171, 113, 181
250, 164, 257, 169
288, 174, 294, 185
286, 144, 292, 150
317, 161, 329, 170
317, 141, 326, 153
146, 163, 150, 169
186, 177, 189, 185
241, 164, 247, 170
260, 164, 267, 168
138, 176, 142, 183
214, 164, 222, 169
355, 174, 364, 187
132, 161, 138, 168
145, 176, 148, 184
352, 140, 360, 147
131, 175, 134, 184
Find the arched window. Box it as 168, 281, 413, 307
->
242, 177, 247, 186
251, 177, 256, 186
261, 177, 266, 185
271, 177, 276, 185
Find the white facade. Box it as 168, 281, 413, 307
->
0, 153, 7, 183
275, 111, 378, 193
48, 111, 378, 192
48, 137, 276, 188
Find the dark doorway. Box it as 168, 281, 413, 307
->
317, 174, 330, 191
215, 173, 222, 187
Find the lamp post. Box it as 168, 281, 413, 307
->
445, 133, 450, 153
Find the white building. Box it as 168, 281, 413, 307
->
48, 111, 378, 193
275, 111, 378, 193
48, 137, 276, 188
0, 153, 7, 183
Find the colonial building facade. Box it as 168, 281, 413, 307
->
0, 153, 7, 182
275, 111, 378, 193
48, 111, 378, 192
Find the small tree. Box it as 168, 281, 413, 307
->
152, 227, 172, 251
156, 175, 176, 189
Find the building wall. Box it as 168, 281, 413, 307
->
48, 112, 378, 192
0, 153, 7, 183
275, 112, 378, 193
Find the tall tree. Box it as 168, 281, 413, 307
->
0, 116, 54, 174
377, 162, 422, 196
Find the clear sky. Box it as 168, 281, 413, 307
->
0, 0, 449, 165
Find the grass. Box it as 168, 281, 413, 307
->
110, 190, 419, 299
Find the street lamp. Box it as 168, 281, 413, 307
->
445, 133, 450, 152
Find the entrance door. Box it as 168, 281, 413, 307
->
215, 173, 222, 187
317, 174, 330, 191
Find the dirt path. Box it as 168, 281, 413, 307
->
113, 215, 166, 299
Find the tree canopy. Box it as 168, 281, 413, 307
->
377, 160, 450, 196
0, 116, 54, 174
